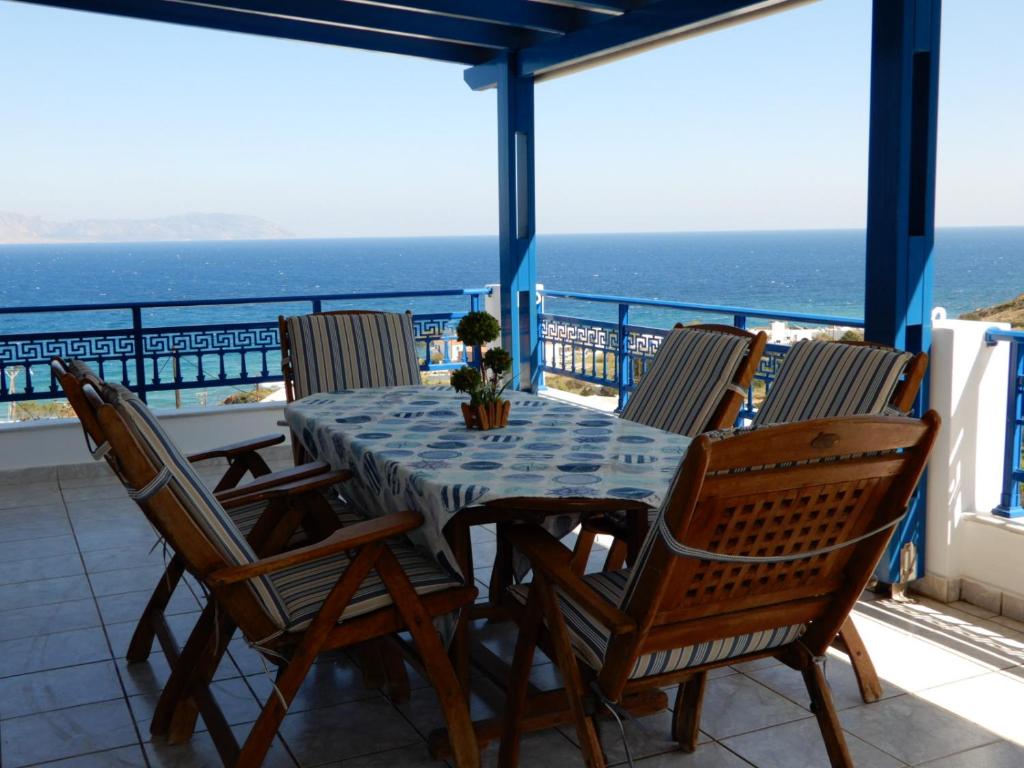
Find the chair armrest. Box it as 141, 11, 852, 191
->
214, 461, 331, 502
187, 433, 286, 463
207, 510, 423, 586
219, 469, 352, 509
504, 524, 636, 636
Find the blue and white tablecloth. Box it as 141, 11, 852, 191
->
285, 385, 691, 576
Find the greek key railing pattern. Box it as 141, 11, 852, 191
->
0, 292, 486, 404
539, 314, 619, 386
540, 313, 793, 417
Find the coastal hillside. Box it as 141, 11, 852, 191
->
960, 293, 1024, 328
0, 211, 292, 244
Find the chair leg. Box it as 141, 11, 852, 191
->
602, 538, 628, 572
235, 646, 319, 768
377, 550, 480, 768
535, 575, 605, 768
671, 672, 706, 752
489, 525, 515, 607
446, 518, 474, 695
571, 528, 596, 574
237, 544, 385, 767
126, 554, 186, 663
836, 617, 882, 703
152, 600, 234, 740
380, 636, 412, 705
498, 587, 543, 768
800, 650, 854, 768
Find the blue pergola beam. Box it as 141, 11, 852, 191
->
496, 53, 539, 391
176, 0, 552, 50
464, 0, 803, 90
864, 0, 942, 585
15, 0, 494, 63
356, 1, 609, 35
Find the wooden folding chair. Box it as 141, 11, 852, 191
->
568, 323, 767, 572
500, 413, 939, 768
82, 377, 480, 767
53, 357, 355, 664
278, 308, 422, 461
587, 338, 929, 702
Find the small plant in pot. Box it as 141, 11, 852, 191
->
450, 311, 513, 430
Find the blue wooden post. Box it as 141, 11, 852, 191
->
496, 53, 539, 391
864, 0, 942, 584
617, 303, 630, 411
994, 340, 1024, 517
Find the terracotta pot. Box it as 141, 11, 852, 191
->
461, 399, 511, 430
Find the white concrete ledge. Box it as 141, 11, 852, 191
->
0, 402, 289, 475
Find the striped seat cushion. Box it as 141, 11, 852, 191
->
228, 492, 365, 545
621, 328, 751, 437
285, 312, 421, 400
268, 543, 462, 633
509, 571, 803, 679
754, 341, 912, 426
101, 383, 290, 626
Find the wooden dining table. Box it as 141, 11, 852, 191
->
285, 384, 691, 752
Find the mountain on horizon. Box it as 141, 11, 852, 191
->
0, 211, 293, 244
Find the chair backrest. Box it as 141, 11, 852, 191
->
752, 339, 927, 426
621, 324, 767, 436
598, 412, 938, 698
278, 310, 421, 402
68, 377, 291, 638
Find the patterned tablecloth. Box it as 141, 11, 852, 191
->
285, 385, 691, 576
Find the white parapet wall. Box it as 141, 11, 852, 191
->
0, 402, 289, 476
920, 316, 1024, 618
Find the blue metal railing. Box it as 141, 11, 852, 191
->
0, 288, 490, 408
1, 284, 869, 420
986, 328, 1024, 518
538, 289, 865, 413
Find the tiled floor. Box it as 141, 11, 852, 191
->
2, 462, 1024, 767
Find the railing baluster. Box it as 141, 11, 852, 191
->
131, 306, 148, 402
617, 303, 630, 411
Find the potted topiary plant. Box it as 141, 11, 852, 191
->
450, 311, 513, 430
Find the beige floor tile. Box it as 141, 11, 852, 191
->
722, 716, 905, 767
696, 673, 810, 740
839, 693, 998, 765
916, 668, 1024, 746
919, 740, 1024, 767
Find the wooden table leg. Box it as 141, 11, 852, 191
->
446, 516, 474, 696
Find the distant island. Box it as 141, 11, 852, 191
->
960, 294, 1024, 328
0, 211, 292, 244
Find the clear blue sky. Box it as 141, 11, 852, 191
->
0, 0, 1020, 237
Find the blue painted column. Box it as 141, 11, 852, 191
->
864, 0, 942, 584
496, 53, 539, 391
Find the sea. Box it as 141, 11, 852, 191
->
1, 227, 1021, 409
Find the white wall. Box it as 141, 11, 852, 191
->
921, 317, 1024, 615
0, 402, 288, 473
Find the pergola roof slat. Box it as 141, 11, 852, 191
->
351, 1, 609, 35
14, 0, 811, 78
15, 0, 497, 63
465, 0, 810, 89
174, 0, 553, 50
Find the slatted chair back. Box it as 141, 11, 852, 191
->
753, 339, 928, 426
596, 413, 938, 698
278, 309, 421, 402
621, 323, 767, 436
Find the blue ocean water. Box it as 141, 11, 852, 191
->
0, 227, 1020, 408
1, 228, 1020, 331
